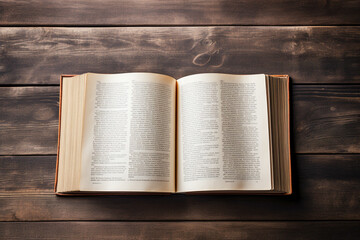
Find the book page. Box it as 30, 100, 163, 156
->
80, 73, 176, 192
57, 75, 86, 193
177, 74, 271, 192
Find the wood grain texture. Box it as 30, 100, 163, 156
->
1, 85, 359, 155
0, 87, 59, 155
0, 156, 55, 193
0, 0, 359, 26
1, 221, 359, 240
1, 27, 359, 85
0, 155, 359, 221
293, 85, 360, 153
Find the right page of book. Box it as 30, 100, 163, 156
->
176, 74, 271, 192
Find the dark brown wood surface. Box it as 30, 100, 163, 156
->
1, 222, 359, 239
1, 0, 359, 239
1, 27, 360, 84
1, 0, 360, 26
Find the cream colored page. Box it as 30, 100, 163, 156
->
80, 73, 176, 192
177, 74, 271, 192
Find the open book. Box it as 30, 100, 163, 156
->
55, 73, 291, 195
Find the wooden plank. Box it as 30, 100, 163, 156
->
0, 87, 59, 155
0, 155, 359, 221
293, 85, 360, 153
1, 221, 359, 239
0, 0, 359, 26
0, 27, 359, 84
0, 156, 55, 193
1, 85, 359, 155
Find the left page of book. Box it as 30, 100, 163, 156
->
79, 73, 176, 192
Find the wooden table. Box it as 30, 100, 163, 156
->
0, 1, 359, 239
